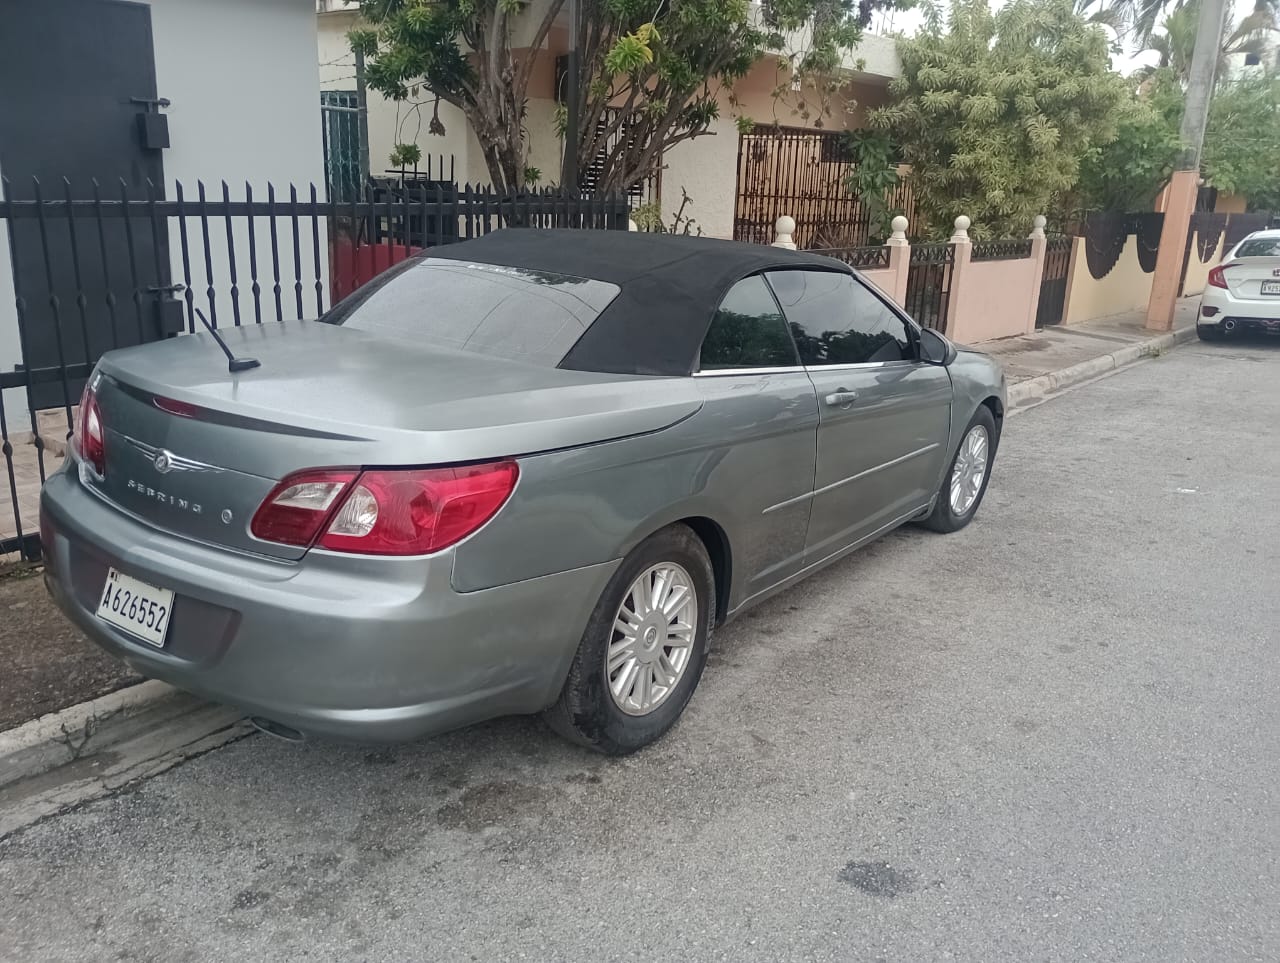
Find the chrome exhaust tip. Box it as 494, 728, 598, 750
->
249, 716, 306, 742
1224, 319, 1237, 332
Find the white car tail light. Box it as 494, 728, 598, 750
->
73, 381, 106, 477
251, 462, 518, 555
1207, 265, 1229, 289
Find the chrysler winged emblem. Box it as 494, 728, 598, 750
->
123, 436, 223, 474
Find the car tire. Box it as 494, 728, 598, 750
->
1196, 323, 1225, 342
544, 524, 715, 755
918, 405, 998, 534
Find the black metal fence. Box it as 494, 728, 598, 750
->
972, 238, 1034, 262
0, 177, 631, 558
809, 246, 891, 269
904, 243, 954, 333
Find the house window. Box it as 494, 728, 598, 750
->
321, 90, 363, 202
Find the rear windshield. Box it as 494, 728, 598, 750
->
324, 257, 621, 367
1235, 238, 1280, 258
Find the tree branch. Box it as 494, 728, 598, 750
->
516, 0, 566, 94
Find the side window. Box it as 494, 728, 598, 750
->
766, 270, 914, 366
699, 275, 800, 370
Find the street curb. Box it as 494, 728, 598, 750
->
0, 679, 252, 837
1007, 324, 1195, 410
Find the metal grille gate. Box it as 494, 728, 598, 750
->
904, 243, 954, 332
733, 126, 914, 249
1036, 236, 1072, 326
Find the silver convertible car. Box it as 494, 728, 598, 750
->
41, 230, 1006, 754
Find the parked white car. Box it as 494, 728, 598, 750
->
1198, 228, 1280, 340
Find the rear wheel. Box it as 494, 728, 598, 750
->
544, 524, 714, 755
918, 406, 997, 533
1197, 323, 1225, 342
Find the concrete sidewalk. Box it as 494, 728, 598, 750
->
981, 299, 1198, 405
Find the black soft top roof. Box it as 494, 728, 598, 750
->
433, 229, 854, 376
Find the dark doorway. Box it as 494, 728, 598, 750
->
0, 0, 170, 411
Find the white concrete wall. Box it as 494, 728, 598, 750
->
0, 179, 21, 419
148, 0, 329, 322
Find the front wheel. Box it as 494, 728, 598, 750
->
918, 406, 997, 533
543, 524, 715, 755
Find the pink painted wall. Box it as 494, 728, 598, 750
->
860, 266, 899, 304
949, 256, 1039, 343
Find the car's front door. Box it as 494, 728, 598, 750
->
765, 269, 953, 566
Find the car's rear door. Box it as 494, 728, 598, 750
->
765, 269, 952, 566
692, 274, 819, 599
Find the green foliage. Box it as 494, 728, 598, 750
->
389, 142, 422, 170
839, 130, 902, 239
872, 0, 1128, 238
1077, 82, 1181, 210
631, 188, 702, 235
1078, 69, 1280, 211
356, 0, 903, 194
523, 166, 543, 186
1201, 74, 1280, 199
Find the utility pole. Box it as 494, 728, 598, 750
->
354, 46, 372, 187
1145, 0, 1229, 330
562, 0, 580, 194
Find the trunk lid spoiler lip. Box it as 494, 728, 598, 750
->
106, 375, 372, 442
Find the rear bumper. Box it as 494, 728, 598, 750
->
39, 466, 618, 742
1202, 316, 1280, 334
1199, 289, 1280, 327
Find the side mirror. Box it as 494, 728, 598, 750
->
917, 326, 956, 366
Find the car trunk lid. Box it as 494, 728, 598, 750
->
1223, 255, 1280, 300
85, 320, 701, 560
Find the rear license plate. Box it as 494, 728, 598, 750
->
96, 568, 174, 648
1262, 280, 1280, 295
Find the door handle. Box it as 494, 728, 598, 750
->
824, 389, 859, 407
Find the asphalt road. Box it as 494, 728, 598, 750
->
2, 339, 1278, 962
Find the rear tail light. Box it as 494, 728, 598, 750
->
250, 469, 357, 546
73, 381, 106, 477
250, 461, 518, 556
1207, 265, 1229, 289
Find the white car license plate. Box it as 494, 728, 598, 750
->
1262, 280, 1280, 295
96, 568, 174, 648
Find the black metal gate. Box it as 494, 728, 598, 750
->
1035, 236, 1072, 326
0, 0, 170, 411
733, 126, 914, 249
904, 243, 954, 332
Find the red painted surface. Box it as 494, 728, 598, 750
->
328, 238, 421, 304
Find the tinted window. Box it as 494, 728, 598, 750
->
766, 270, 913, 366
326, 258, 621, 367
699, 275, 799, 370
1235, 238, 1280, 258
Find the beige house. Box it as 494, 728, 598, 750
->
316, 0, 901, 242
